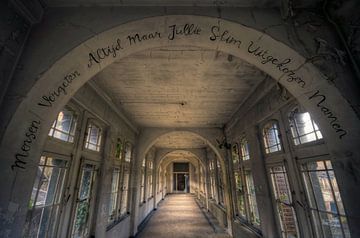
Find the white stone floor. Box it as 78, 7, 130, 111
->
136, 194, 230, 238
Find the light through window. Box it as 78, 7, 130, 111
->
85, 123, 102, 152
301, 160, 350, 238
48, 109, 77, 142
263, 121, 282, 154
240, 138, 250, 160
289, 108, 323, 145
27, 156, 68, 238
245, 171, 260, 227
108, 168, 120, 223
269, 166, 299, 238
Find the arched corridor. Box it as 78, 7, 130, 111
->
0, 1, 360, 238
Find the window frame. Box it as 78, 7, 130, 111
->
26, 154, 70, 238
231, 137, 261, 230
262, 120, 283, 154
288, 106, 323, 146
298, 159, 351, 238
48, 107, 78, 143
107, 139, 133, 228
84, 121, 103, 152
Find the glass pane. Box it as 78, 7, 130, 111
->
240, 139, 250, 160
232, 144, 240, 165
49, 110, 77, 142
72, 164, 96, 238
234, 171, 246, 218
245, 172, 260, 226
301, 160, 350, 238
73, 201, 90, 237
125, 143, 132, 162
27, 156, 68, 238
121, 172, 130, 215
85, 124, 102, 151
289, 109, 323, 145
270, 166, 299, 238
263, 122, 281, 154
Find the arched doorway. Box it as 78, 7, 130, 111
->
1, 15, 359, 237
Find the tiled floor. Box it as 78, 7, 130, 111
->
136, 194, 230, 238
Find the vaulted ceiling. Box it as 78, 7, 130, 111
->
93, 46, 265, 128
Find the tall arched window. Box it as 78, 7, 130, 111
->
289, 107, 323, 145
262, 121, 282, 154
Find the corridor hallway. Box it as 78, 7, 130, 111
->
136, 194, 230, 238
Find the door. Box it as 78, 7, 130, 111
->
70, 160, 98, 238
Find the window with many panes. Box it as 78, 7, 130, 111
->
301, 160, 350, 238
84, 123, 102, 152
263, 121, 282, 154
49, 109, 77, 143
108, 141, 132, 226
289, 108, 323, 145
269, 165, 299, 238
26, 156, 69, 238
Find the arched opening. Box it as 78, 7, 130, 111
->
1, 15, 359, 238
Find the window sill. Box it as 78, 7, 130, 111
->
292, 138, 325, 148
106, 213, 130, 231
233, 217, 262, 237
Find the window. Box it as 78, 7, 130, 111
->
140, 159, 146, 203
27, 156, 69, 238
263, 121, 282, 154
84, 123, 102, 152
232, 144, 246, 218
269, 165, 299, 238
119, 143, 131, 216
209, 160, 216, 199
108, 140, 132, 226
240, 138, 250, 160
48, 109, 77, 142
124, 142, 132, 162
120, 166, 130, 216
245, 171, 260, 227
71, 163, 98, 238
115, 138, 123, 160
147, 160, 153, 199
216, 159, 225, 206
289, 108, 323, 145
301, 160, 350, 238
108, 168, 121, 223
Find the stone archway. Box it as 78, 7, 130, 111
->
1, 15, 360, 237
